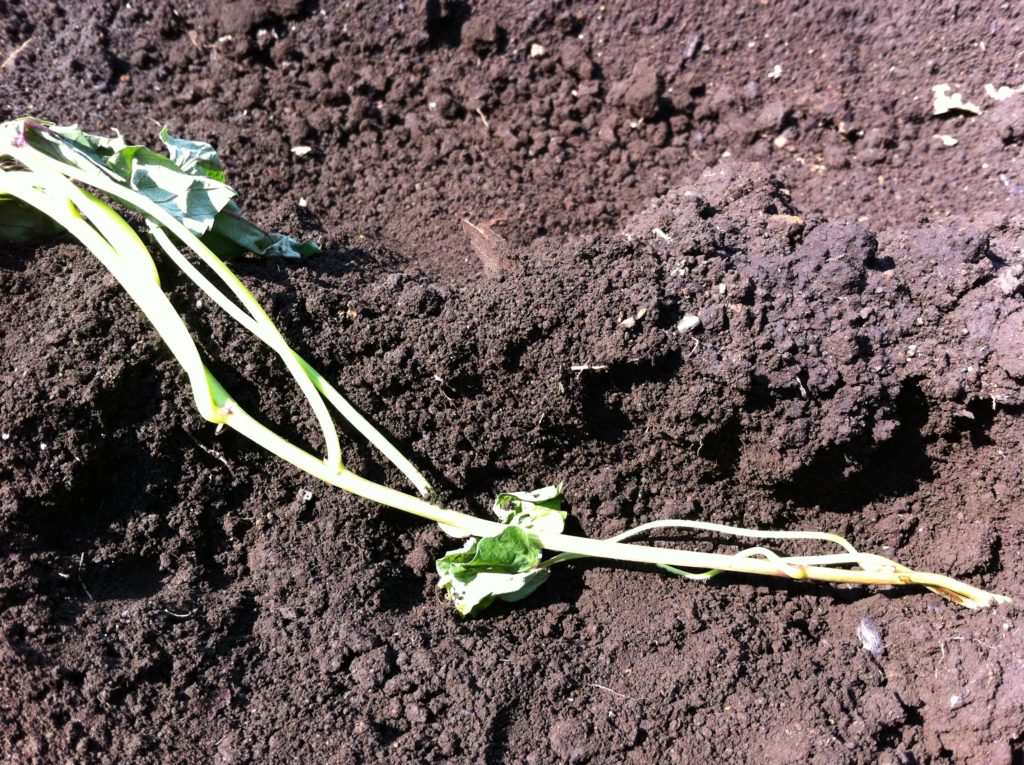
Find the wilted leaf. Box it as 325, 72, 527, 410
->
493, 484, 566, 534
21, 121, 318, 258
436, 526, 549, 616
159, 127, 227, 182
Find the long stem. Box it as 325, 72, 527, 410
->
0, 173, 221, 419
148, 227, 434, 497
11, 137, 435, 496
346, 471, 1006, 608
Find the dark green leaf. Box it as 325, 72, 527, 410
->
203, 201, 321, 260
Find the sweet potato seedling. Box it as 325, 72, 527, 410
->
0, 118, 1010, 615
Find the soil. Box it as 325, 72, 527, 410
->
2, 1, 1024, 763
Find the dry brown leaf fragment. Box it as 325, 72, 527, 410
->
462, 217, 510, 276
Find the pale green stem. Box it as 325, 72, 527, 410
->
312, 465, 1009, 609
148, 227, 434, 497
9, 141, 344, 473
11, 138, 433, 496
540, 516, 895, 586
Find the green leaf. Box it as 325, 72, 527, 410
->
202, 201, 321, 259
438, 526, 542, 577
158, 127, 226, 183
38, 124, 128, 177
436, 526, 548, 616
0, 195, 63, 242
21, 121, 318, 258
130, 151, 235, 236
155, 127, 318, 258
493, 484, 566, 534
30, 124, 235, 237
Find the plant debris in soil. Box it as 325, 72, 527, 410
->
2, 1, 1024, 763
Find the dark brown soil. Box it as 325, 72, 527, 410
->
2, 1, 1024, 763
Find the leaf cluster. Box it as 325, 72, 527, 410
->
2, 120, 318, 258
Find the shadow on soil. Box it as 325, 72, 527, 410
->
773, 379, 933, 513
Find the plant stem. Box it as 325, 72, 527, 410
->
148, 227, 434, 498
320, 467, 1008, 609
8, 134, 433, 497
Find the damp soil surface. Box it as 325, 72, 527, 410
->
3, 1, 1024, 763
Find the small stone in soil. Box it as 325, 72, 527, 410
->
677, 314, 702, 333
